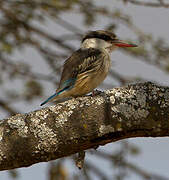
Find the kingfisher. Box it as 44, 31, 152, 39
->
40, 30, 137, 106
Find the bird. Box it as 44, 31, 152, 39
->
40, 30, 137, 106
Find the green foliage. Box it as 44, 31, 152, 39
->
1, 43, 13, 54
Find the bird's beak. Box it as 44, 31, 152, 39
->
113, 40, 137, 47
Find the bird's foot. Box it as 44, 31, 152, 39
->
91, 89, 103, 96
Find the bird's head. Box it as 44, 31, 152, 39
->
81, 30, 137, 52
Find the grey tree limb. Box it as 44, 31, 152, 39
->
0, 82, 168, 171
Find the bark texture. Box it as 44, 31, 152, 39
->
0, 82, 168, 171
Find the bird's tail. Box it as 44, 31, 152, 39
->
40, 93, 58, 106
40, 85, 72, 106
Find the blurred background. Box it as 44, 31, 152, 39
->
0, 0, 169, 179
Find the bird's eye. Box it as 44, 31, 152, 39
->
102, 35, 110, 41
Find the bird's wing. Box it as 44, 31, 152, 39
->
57, 48, 105, 92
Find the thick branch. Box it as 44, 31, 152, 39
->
0, 82, 168, 171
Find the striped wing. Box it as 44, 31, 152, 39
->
57, 48, 104, 91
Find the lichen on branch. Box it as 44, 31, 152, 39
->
0, 82, 168, 171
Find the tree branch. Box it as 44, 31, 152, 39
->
124, 0, 169, 8
0, 82, 168, 171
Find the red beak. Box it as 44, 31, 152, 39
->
114, 40, 137, 47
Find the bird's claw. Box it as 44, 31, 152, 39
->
92, 89, 103, 96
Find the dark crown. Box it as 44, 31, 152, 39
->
82, 30, 117, 42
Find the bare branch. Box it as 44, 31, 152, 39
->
95, 151, 169, 180
124, 0, 169, 8
0, 100, 18, 116
0, 82, 168, 171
